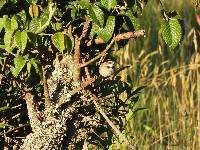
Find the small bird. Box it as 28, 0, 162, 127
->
99, 61, 115, 77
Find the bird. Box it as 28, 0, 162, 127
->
99, 61, 115, 77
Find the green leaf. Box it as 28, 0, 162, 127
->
88, 4, 104, 27
4, 17, 11, 31
126, 108, 147, 121
51, 32, 72, 53
29, 18, 40, 33
11, 16, 18, 31
11, 56, 26, 77
100, 0, 117, 10
29, 59, 39, 73
90, 22, 100, 39
97, 16, 115, 42
16, 10, 27, 28
4, 16, 18, 31
0, 1, 6, 10
27, 62, 31, 74
15, 30, 27, 54
4, 30, 14, 52
125, 10, 140, 30
161, 18, 182, 49
78, 0, 91, 9
0, 106, 9, 111
0, 18, 4, 32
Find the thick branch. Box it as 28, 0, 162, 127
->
58, 77, 96, 107
73, 17, 90, 85
22, 92, 43, 131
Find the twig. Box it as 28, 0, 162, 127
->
91, 94, 134, 149
80, 39, 115, 68
0, 124, 29, 136
42, 67, 51, 108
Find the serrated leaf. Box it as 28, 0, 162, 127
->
15, 30, 27, 54
88, 4, 104, 27
4, 30, 14, 52
97, 16, 115, 42
100, 0, 117, 10
125, 10, 140, 30
29, 18, 40, 33
11, 56, 26, 77
51, 32, 72, 53
161, 18, 182, 49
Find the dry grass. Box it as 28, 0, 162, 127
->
116, 0, 200, 149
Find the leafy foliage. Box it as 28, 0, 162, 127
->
0, 0, 184, 149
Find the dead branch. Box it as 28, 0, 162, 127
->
86, 29, 145, 46
80, 39, 115, 68
91, 94, 134, 149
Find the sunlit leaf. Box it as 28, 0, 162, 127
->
88, 4, 104, 27
161, 18, 183, 49
11, 56, 26, 77
97, 16, 115, 42
125, 10, 140, 30
100, 0, 117, 10
11, 17, 18, 31
0, 18, 4, 32
15, 30, 27, 54
51, 32, 72, 53
4, 30, 14, 52
29, 18, 40, 33
78, 0, 91, 9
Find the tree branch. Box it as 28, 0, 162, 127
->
80, 39, 115, 68
91, 94, 134, 149
86, 29, 145, 46
42, 67, 51, 108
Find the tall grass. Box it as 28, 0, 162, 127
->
118, 0, 199, 149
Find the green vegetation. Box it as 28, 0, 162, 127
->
118, 0, 200, 149
0, 0, 198, 149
